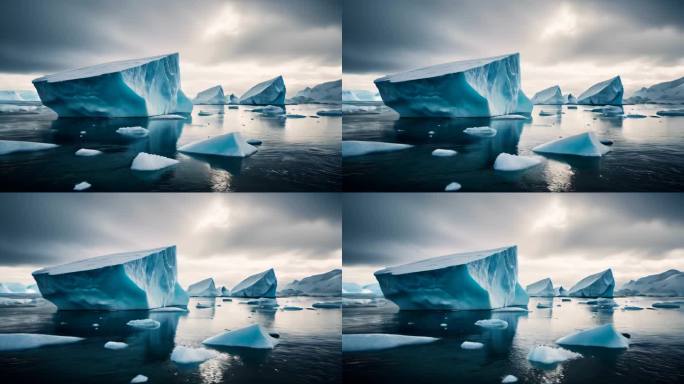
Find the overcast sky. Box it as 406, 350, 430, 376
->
0, 0, 340, 97
343, 0, 684, 97
0, 194, 341, 290
343, 194, 684, 290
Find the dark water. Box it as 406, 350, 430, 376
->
343, 297, 684, 384
343, 103, 684, 191
0, 297, 341, 384
0, 104, 341, 191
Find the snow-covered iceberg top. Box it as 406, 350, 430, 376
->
32, 246, 189, 310
193, 85, 226, 104
203, 324, 279, 349
526, 278, 555, 297
231, 268, 277, 298
532, 86, 564, 105
342, 333, 438, 352
618, 269, 684, 296
533, 132, 610, 157
374, 246, 523, 310
568, 268, 615, 298
188, 278, 219, 297
240, 76, 286, 106
178, 132, 257, 158
577, 76, 623, 105
32, 53, 193, 117
374, 53, 532, 117
0, 333, 84, 351
556, 324, 629, 349
279, 269, 341, 296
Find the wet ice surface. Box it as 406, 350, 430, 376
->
343, 297, 684, 384
343, 102, 684, 191
0, 297, 341, 384
0, 104, 341, 191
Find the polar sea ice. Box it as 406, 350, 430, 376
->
178, 132, 257, 158
130, 152, 178, 171
533, 132, 611, 157
556, 324, 629, 349
0, 333, 84, 351
342, 334, 439, 352
203, 324, 279, 349
0, 140, 59, 156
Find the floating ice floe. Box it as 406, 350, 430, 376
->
130, 374, 148, 383
527, 345, 582, 365
316, 109, 343, 116
73, 181, 91, 191
556, 324, 629, 349
463, 127, 497, 137
130, 152, 178, 171
286, 114, 306, 118
283, 306, 303, 310
526, 278, 555, 297
491, 114, 528, 120
150, 306, 188, 312
116, 126, 149, 138
475, 319, 508, 329
312, 301, 342, 309
624, 114, 646, 119
444, 182, 462, 192
170, 346, 219, 364
231, 268, 277, 298
431, 149, 458, 157
502, 375, 518, 383
493, 153, 542, 171
342, 140, 413, 157
374, 53, 532, 117
150, 114, 186, 120
577, 76, 623, 105
533, 132, 610, 157
202, 324, 279, 349
492, 307, 529, 313
532, 86, 564, 105
179, 132, 257, 158
461, 341, 484, 350
0, 140, 59, 156
240, 76, 286, 106
187, 278, 220, 297
104, 341, 128, 350
0, 333, 84, 351
193, 85, 226, 105
568, 269, 615, 298
196, 302, 214, 309
539, 109, 562, 116
32, 53, 192, 117
602, 106, 624, 117
656, 109, 684, 116
342, 334, 439, 352
260, 105, 285, 116
652, 302, 680, 309
127, 319, 160, 330
75, 148, 102, 156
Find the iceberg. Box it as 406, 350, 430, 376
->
342, 89, 382, 102
461, 341, 484, 350
564, 93, 577, 104
626, 76, 684, 104
291, 79, 341, 104
526, 278, 555, 297
0, 282, 29, 293
554, 286, 568, 296
617, 269, 684, 297
178, 132, 257, 158
219, 286, 230, 296
0, 90, 24, 101
533, 132, 610, 157
32, 53, 193, 117
0, 333, 84, 351
475, 319, 508, 329
342, 334, 439, 352
374, 246, 523, 310
130, 152, 178, 171
130, 375, 148, 383
0, 140, 58, 156
170, 346, 219, 364
73, 181, 92, 191
362, 283, 383, 297
445, 182, 462, 192
225, 94, 239, 104
432, 149, 458, 157
127, 319, 161, 330
239, 76, 286, 106
104, 341, 128, 350
527, 345, 582, 365
656, 109, 684, 117
511, 283, 529, 307
193, 85, 226, 104
187, 278, 219, 297
502, 375, 518, 383
342, 140, 413, 157
202, 324, 279, 349
556, 324, 629, 349
32, 246, 189, 310
532, 86, 564, 105
116, 126, 149, 138
75, 148, 102, 156
231, 268, 277, 298
577, 76, 623, 105
342, 282, 366, 294
568, 269, 615, 298
278, 269, 341, 296
374, 53, 532, 117
493, 153, 542, 171
463, 127, 497, 137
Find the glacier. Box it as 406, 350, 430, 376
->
279, 269, 341, 296
374, 246, 523, 310
374, 53, 533, 117
178, 132, 257, 158
32, 53, 193, 117
239, 76, 286, 105
342, 334, 439, 352
193, 85, 226, 105
0, 333, 84, 351
202, 324, 279, 349
291, 79, 341, 104
577, 76, 623, 105
493, 153, 542, 171
231, 268, 277, 298
342, 140, 413, 157
617, 269, 684, 297
533, 132, 610, 157
0, 140, 59, 156
556, 324, 629, 349
568, 269, 615, 298
532, 86, 564, 105
32, 246, 189, 310
526, 278, 555, 297
187, 278, 219, 297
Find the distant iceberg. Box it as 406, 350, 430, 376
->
556, 324, 629, 349
526, 278, 555, 297
564, 93, 577, 104
342, 333, 438, 352
32, 53, 193, 117
656, 109, 684, 117
532, 86, 564, 105
374, 53, 532, 117
187, 278, 220, 297
231, 268, 277, 298
617, 269, 684, 296
239, 76, 286, 105
193, 85, 226, 105
554, 286, 568, 296
291, 79, 341, 104
202, 324, 279, 349
626, 76, 684, 104
342, 140, 413, 157
533, 132, 610, 157
225, 93, 240, 104
577, 76, 623, 105
279, 269, 341, 296
0, 333, 84, 351
178, 132, 257, 158
568, 269, 615, 298
0, 140, 58, 156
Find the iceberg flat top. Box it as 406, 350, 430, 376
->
577, 76, 621, 101
33, 54, 176, 83
375, 54, 516, 83
240, 76, 283, 101
376, 246, 515, 276
33, 246, 173, 276
232, 268, 275, 293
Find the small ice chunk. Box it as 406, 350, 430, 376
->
0, 333, 84, 351
196, 302, 214, 309
316, 109, 343, 116
260, 105, 285, 116
652, 302, 680, 309
502, 375, 518, 383
556, 324, 629, 349
75, 148, 103, 156
116, 126, 149, 138
624, 114, 646, 118
170, 345, 219, 364
656, 109, 684, 117
527, 345, 582, 365
150, 114, 185, 120
493, 153, 542, 171
198, 111, 212, 116
432, 149, 457, 157
492, 307, 529, 313
539, 110, 561, 116
130, 374, 148, 383
474, 319, 508, 329
283, 306, 303, 310
150, 307, 188, 312
179, 132, 257, 158
126, 319, 160, 330
0, 140, 59, 156
342, 141, 413, 157
461, 341, 484, 350
463, 126, 497, 137
247, 139, 263, 145
130, 152, 179, 171
445, 182, 462, 191
202, 324, 279, 349
73, 181, 91, 191
286, 114, 306, 118
342, 333, 439, 352
533, 132, 610, 157
104, 341, 128, 350
312, 301, 342, 309
623, 306, 642, 310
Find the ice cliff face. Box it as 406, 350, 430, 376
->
239, 76, 286, 105
279, 269, 341, 296
374, 246, 522, 310
187, 278, 219, 297
193, 85, 226, 104
291, 80, 341, 104
577, 76, 623, 105
231, 268, 277, 298
526, 278, 555, 297
568, 269, 615, 298
32, 246, 189, 310
32, 53, 193, 117
532, 86, 564, 105
374, 53, 532, 117
617, 269, 684, 296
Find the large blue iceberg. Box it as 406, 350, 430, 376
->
32, 53, 193, 117
231, 268, 277, 298
568, 269, 615, 298
279, 269, 341, 296
577, 76, 623, 105
531, 86, 564, 105
374, 53, 533, 117
32, 246, 189, 310
374, 246, 523, 310
239, 76, 286, 105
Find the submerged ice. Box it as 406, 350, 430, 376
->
0, 333, 84, 351
342, 141, 413, 157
